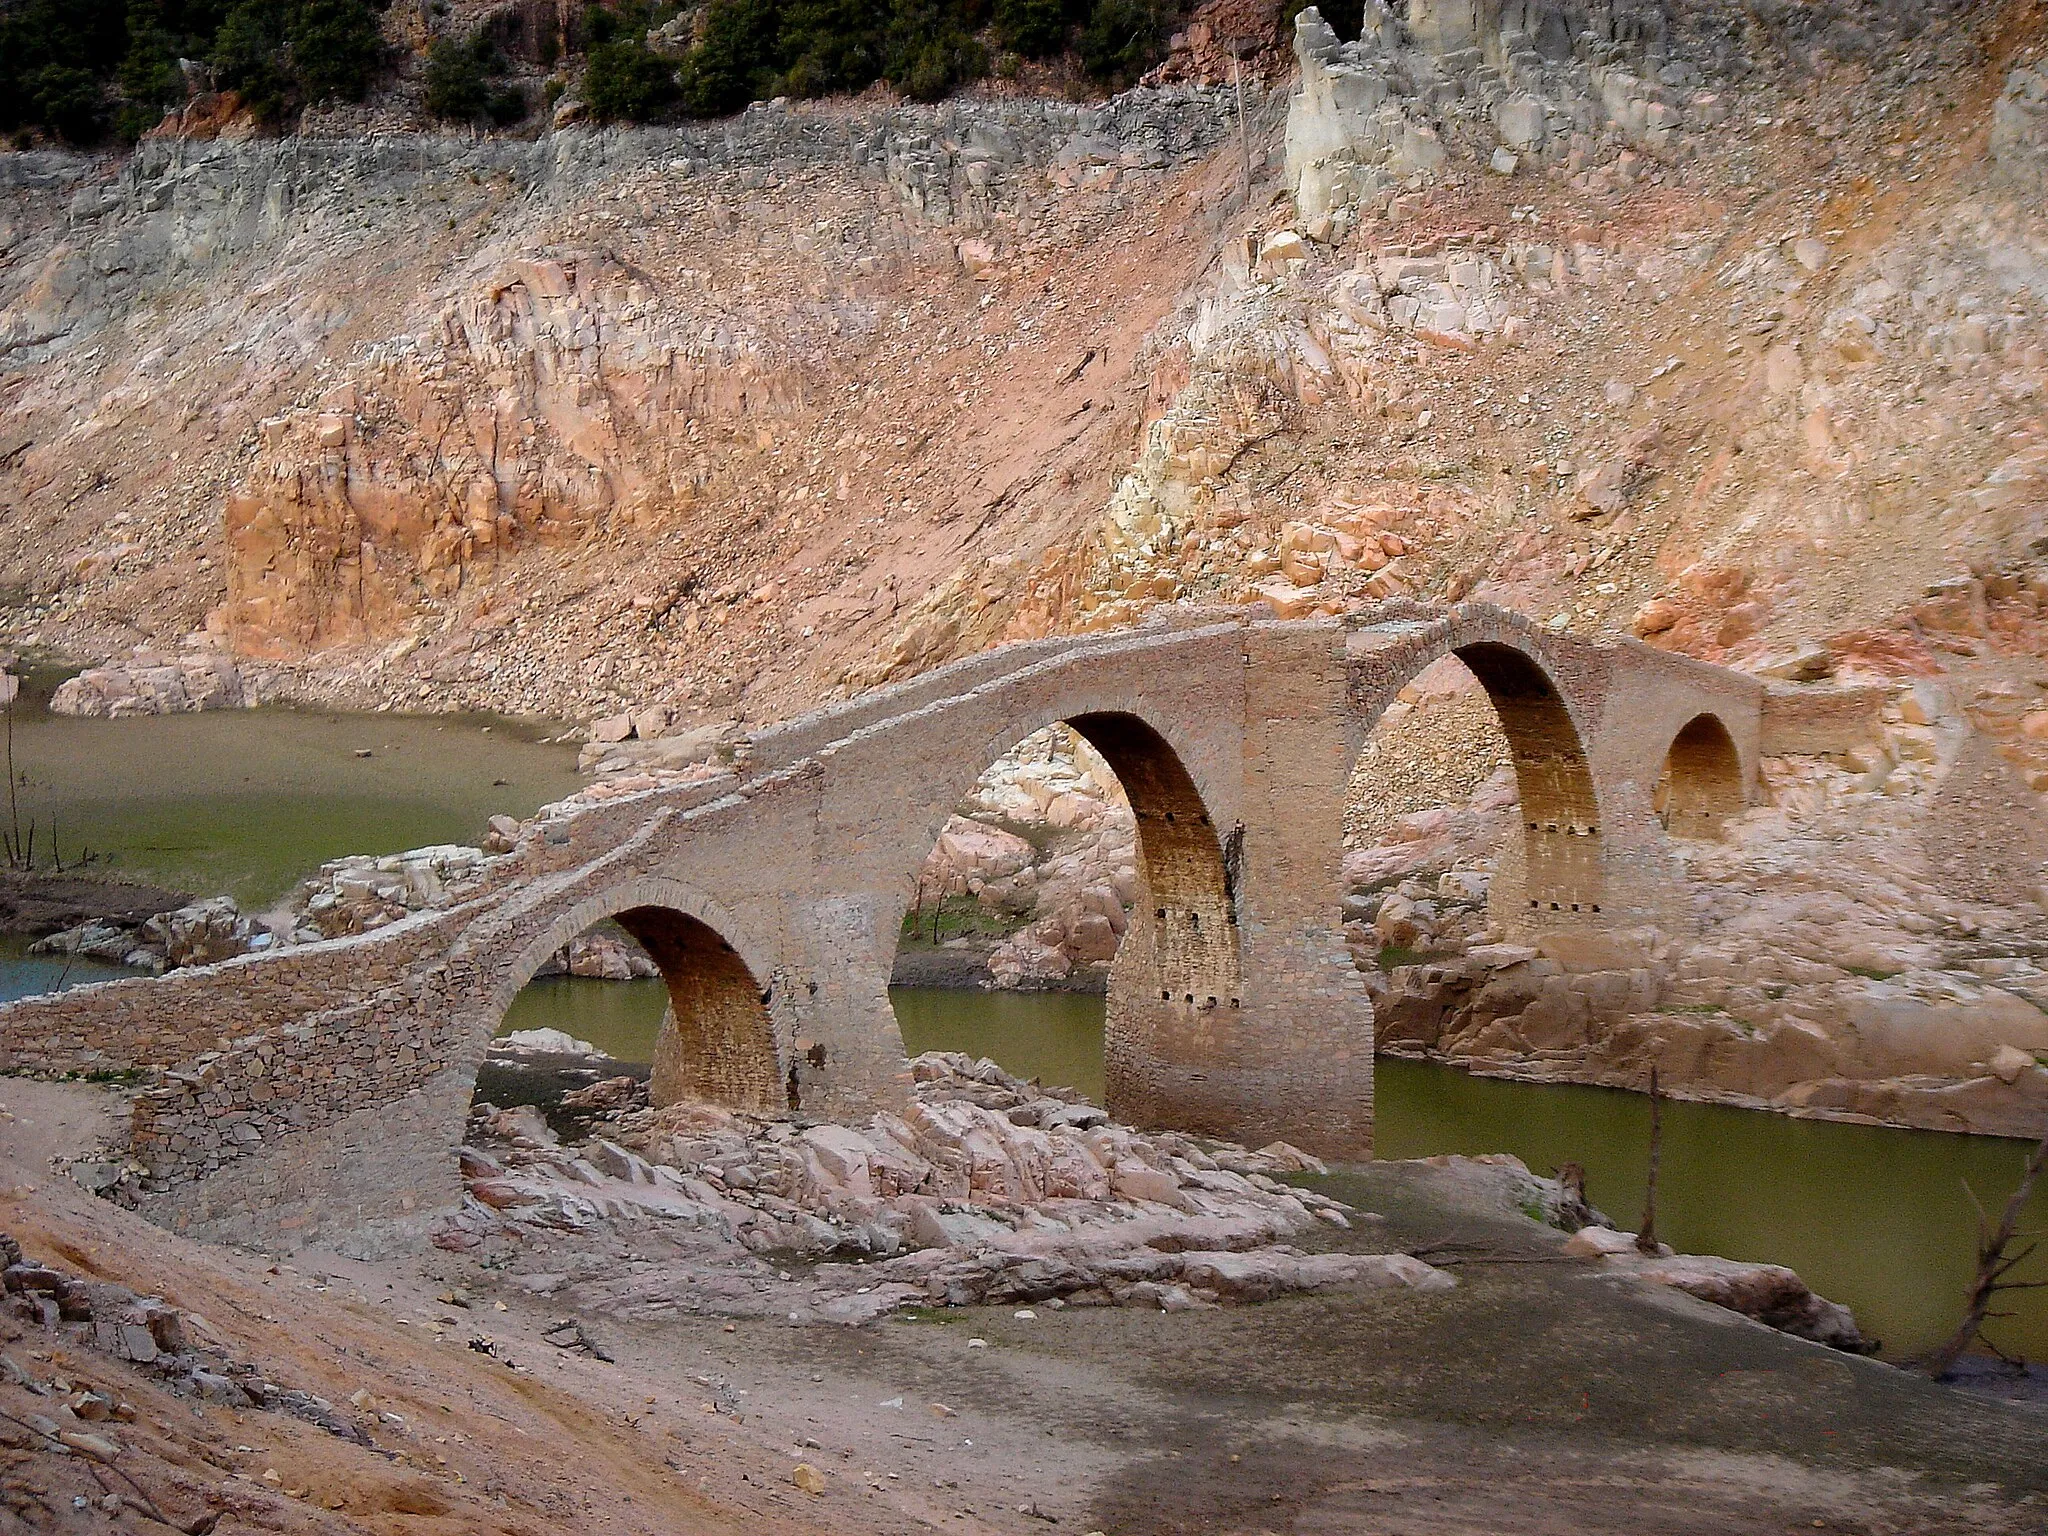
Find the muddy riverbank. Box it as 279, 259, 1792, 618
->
0, 867, 189, 936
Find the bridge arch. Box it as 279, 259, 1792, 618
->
1356, 626, 1606, 915
1655, 711, 1746, 841
494, 878, 784, 1115
886, 700, 1243, 1101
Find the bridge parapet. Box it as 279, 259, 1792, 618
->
0, 908, 467, 1079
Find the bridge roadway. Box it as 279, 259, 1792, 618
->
0, 601, 1763, 1255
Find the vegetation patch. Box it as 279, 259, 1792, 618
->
2, 0, 1185, 141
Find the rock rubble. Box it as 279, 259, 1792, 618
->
437, 1051, 1451, 1323
2, 1230, 371, 1444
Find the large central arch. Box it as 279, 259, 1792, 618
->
881, 704, 1243, 1122
1066, 711, 1244, 1014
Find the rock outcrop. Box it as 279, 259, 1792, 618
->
32, 895, 265, 974
1286, 2, 1697, 235
438, 1050, 1447, 1320
49, 649, 257, 717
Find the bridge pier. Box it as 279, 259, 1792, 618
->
1106, 623, 1376, 1156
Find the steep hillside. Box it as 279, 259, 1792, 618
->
4, 0, 2048, 742
0, 80, 1285, 726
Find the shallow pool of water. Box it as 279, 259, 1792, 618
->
2, 699, 579, 906
0, 936, 138, 1002
502, 980, 2048, 1362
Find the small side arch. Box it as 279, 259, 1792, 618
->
495, 878, 783, 1115
1656, 712, 1746, 841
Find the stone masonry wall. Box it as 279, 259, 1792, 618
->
0, 910, 466, 1075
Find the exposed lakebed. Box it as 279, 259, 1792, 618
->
492, 976, 2048, 1363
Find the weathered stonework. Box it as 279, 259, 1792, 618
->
0, 602, 1760, 1256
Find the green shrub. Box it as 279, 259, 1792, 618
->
777, 0, 885, 96
116, 1, 187, 136
423, 35, 488, 118
676, 0, 777, 116
890, 28, 985, 101
288, 0, 382, 100
0, 0, 128, 140
27, 64, 109, 140
993, 0, 1074, 58
211, 0, 291, 113
583, 24, 678, 120
213, 0, 385, 118
425, 30, 520, 122
1077, 0, 1157, 86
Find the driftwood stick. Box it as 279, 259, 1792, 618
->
1636, 1065, 1663, 1255
1920, 1124, 2048, 1378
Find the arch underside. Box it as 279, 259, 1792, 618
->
1064, 711, 1243, 1013
1657, 712, 1745, 840
611, 905, 782, 1114
1451, 642, 1603, 913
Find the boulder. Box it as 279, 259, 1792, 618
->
1990, 1044, 2040, 1084
1630, 1255, 1868, 1352
1563, 1225, 1642, 1258
1258, 231, 1310, 275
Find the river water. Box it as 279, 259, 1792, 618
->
1, 684, 579, 906
500, 977, 2048, 1362
2, 698, 2043, 1364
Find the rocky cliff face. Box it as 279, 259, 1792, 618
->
12, 2, 2048, 1131
0, 89, 1248, 720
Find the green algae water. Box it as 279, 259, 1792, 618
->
1372, 1054, 2048, 1364
495, 980, 1112, 1102
722, 987, 2043, 1363
890, 985, 1109, 1101
0, 695, 578, 908
497, 975, 672, 1062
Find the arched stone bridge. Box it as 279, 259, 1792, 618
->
1, 602, 1763, 1255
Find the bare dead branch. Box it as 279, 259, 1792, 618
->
1921, 1124, 2048, 1378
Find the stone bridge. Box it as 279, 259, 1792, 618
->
0, 602, 1764, 1256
